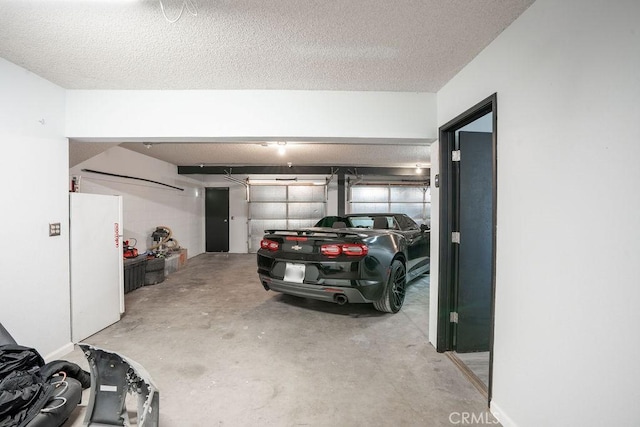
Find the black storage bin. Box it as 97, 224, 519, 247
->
144, 257, 165, 285
124, 256, 147, 293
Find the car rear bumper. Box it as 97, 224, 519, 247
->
257, 253, 387, 303
258, 274, 381, 304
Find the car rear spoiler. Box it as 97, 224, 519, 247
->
263, 228, 367, 238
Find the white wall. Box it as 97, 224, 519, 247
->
65, 90, 437, 142
0, 58, 72, 359
71, 155, 338, 258
69, 147, 205, 257
437, 0, 640, 426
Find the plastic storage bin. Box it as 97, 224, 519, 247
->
124, 256, 147, 293
144, 257, 165, 285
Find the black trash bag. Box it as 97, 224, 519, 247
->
0, 345, 53, 427
0, 345, 90, 427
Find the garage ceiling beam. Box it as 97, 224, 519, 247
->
178, 165, 430, 176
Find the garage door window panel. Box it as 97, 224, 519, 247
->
349, 184, 431, 226
248, 182, 327, 253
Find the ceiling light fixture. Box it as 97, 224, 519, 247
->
277, 141, 287, 156
159, 0, 198, 24
144, 143, 153, 149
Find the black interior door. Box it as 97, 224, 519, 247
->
454, 131, 493, 352
205, 187, 229, 252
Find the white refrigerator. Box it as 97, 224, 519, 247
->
69, 193, 124, 342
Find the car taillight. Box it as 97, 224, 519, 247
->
341, 243, 369, 256
260, 239, 279, 251
321, 243, 368, 257
321, 244, 342, 257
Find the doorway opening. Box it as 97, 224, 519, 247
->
436, 94, 497, 402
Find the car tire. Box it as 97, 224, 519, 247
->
373, 259, 406, 313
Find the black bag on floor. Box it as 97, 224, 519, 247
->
0, 344, 90, 427
0, 345, 54, 427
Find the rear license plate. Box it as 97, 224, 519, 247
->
284, 263, 305, 284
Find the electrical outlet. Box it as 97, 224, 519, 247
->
49, 223, 61, 236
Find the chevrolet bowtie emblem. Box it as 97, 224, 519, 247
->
291, 245, 303, 251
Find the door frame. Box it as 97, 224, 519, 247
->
436, 93, 497, 401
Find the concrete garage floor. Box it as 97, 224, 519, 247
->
62, 253, 497, 426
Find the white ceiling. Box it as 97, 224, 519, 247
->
1, 0, 534, 170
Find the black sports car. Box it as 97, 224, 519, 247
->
256, 213, 430, 313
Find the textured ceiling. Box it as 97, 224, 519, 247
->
1, 0, 533, 169
0, 0, 534, 91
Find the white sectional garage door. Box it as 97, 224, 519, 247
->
349, 184, 431, 226
248, 184, 327, 253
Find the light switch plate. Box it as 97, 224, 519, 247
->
49, 223, 61, 236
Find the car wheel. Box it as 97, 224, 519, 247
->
373, 260, 406, 313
